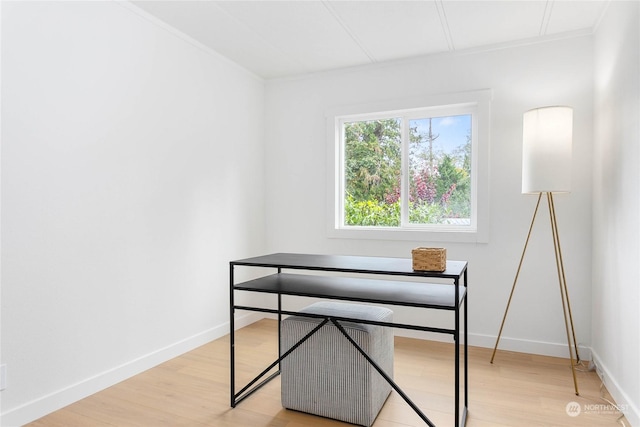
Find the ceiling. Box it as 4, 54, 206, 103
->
130, 0, 610, 79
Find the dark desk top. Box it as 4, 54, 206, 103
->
231, 252, 467, 279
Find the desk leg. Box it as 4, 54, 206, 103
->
278, 293, 282, 370
464, 269, 469, 411
455, 291, 460, 427
229, 264, 236, 407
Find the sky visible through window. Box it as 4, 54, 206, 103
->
411, 114, 471, 156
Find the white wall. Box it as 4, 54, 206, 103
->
265, 36, 594, 357
0, 2, 265, 426
592, 1, 640, 425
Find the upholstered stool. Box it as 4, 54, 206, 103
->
280, 301, 394, 427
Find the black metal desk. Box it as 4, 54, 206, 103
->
229, 253, 468, 427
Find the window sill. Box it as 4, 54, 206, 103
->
327, 226, 488, 243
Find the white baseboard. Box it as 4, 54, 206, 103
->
394, 329, 592, 360
591, 350, 640, 427
0, 312, 263, 427
468, 332, 592, 360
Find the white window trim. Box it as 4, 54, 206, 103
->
326, 89, 492, 243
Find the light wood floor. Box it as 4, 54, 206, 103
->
27, 319, 626, 427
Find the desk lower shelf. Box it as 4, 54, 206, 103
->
234, 273, 465, 310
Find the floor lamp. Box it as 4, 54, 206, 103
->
490, 106, 581, 396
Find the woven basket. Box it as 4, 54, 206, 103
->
411, 247, 447, 272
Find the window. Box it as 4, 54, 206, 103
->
327, 91, 490, 242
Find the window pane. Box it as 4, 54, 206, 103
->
408, 115, 472, 225
343, 119, 402, 227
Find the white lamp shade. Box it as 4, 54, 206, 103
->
522, 106, 573, 194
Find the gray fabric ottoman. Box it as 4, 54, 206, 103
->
280, 301, 394, 427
